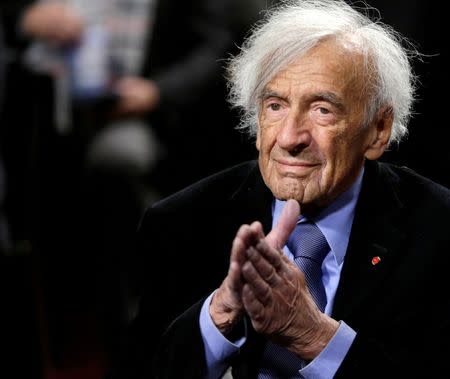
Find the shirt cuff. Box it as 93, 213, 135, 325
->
199, 291, 246, 378
300, 321, 356, 379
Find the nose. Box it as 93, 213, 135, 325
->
276, 113, 312, 153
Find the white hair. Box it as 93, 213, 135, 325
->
227, 0, 419, 145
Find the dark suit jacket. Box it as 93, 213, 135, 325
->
114, 159, 450, 378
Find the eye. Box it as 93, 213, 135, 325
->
312, 105, 333, 117
311, 104, 337, 125
268, 102, 282, 111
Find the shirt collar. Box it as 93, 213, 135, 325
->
272, 167, 364, 265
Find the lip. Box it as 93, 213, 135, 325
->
273, 158, 321, 176
274, 158, 320, 167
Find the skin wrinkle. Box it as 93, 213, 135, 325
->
257, 39, 376, 211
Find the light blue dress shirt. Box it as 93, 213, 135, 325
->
199, 168, 365, 379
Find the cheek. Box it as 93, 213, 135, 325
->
310, 129, 335, 163
258, 128, 278, 155
312, 131, 347, 179
330, 141, 352, 171
322, 130, 367, 184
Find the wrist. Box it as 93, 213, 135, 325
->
291, 314, 339, 360
209, 292, 243, 335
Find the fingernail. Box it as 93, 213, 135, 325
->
246, 246, 257, 258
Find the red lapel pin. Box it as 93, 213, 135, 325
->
371, 256, 381, 266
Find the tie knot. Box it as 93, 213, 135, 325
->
286, 221, 329, 263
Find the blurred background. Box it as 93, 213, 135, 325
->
0, 0, 447, 378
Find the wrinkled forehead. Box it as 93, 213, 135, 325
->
260, 37, 372, 98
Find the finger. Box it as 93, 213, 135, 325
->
254, 239, 284, 272
228, 235, 248, 291
246, 246, 279, 285
228, 223, 262, 290
255, 240, 301, 283
235, 223, 262, 249
248, 221, 265, 240
241, 259, 273, 305
242, 283, 266, 322
266, 199, 300, 249
228, 222, 269, 292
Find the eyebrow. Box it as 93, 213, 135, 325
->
307, 92, 345, 111
259, 89, 345, 111
259, 89, 283, 101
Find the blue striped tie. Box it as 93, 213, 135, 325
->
258, 221, 330, 378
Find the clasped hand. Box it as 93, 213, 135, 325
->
210, 200, 338, 360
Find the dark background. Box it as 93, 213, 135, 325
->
370, 0, 449, 188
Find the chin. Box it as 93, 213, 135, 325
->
272, 177, 307, 202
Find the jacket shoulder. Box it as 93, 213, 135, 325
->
380, 163, 450, 208
377, 163, 450, 233
151, 160, 259, 213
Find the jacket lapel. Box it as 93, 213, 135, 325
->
225, 162, 273, 379
332, 161, 407, 321
228, 161, 273, 235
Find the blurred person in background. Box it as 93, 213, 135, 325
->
1, 0, 254, 372
0, 10, 43, 378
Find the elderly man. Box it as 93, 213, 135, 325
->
113, 0, 450, 378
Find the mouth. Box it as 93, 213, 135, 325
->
273, 158, 321, 176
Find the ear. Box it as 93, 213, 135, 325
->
255, 124, 261, 151
364, 107, 393, 160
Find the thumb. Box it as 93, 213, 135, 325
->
266, 199, 300, 249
